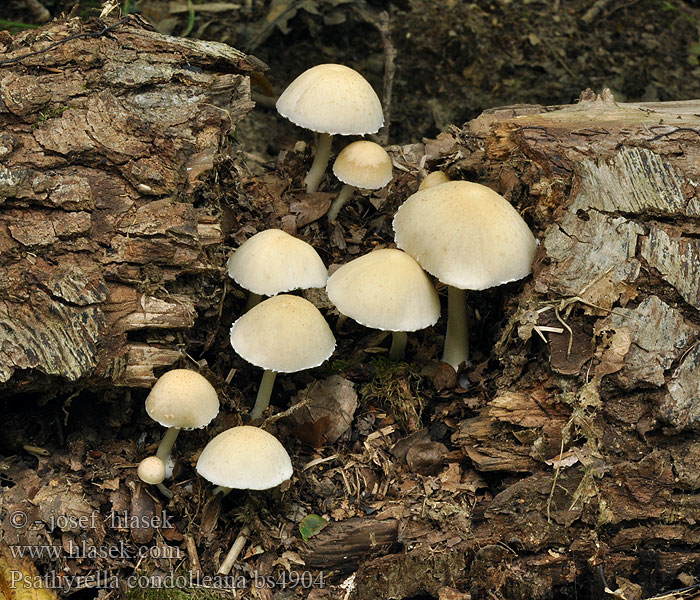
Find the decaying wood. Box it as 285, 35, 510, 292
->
300, 517, 399, 571
303, 92, 700, 599
0, 15, 263, 392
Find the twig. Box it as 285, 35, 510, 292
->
581, 0, 613, 25
169, 2, 242, 13
546, 433, 566, 523
217, 523, 252, 575
354, 7, 396, 146
185, 534, 203, 577
260, 389, 313, 427
376, 11, 396, 146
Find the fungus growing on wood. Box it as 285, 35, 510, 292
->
328, 140, 393, 222
229, 295, 336, 420
326, 248, 440, 360
276, 63, 384, 192
227, 229, 327, 310
393, 180, 537, 370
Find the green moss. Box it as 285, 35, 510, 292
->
0, 20, 40, 32
32, 104, 72, 128
360, 358, 425, 432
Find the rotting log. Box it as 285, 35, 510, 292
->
336, 92, 700, 599
0, 15, 264, 393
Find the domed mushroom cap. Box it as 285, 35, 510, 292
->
333, 141, 393, 190
418, 170, 450, 191
393, 181, 537, 291
230, 295, 336, 373
326, 249, 440, 332
137, 456, 166, 485
227, 229, 328, 296
145, 369, 220, 429
276, 64, 384, 136
196, 426, 293, 490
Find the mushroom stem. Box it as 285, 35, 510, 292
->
250, 369, 278, 420
389, 331, 408, 361
211, 485, 233, 497
327, 183, 356, 222
155, 427, 181, 469
304, 132, 333, 193
442, 286, 469, 371
218, 523, 252, 575
156, 482, 173, 498
245, 292, 263, 312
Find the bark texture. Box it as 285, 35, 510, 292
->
0, 15, 262, 393
310, 92, 700, 599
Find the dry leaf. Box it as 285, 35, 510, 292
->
0, 542, 58, 600
289, 192, 332, 227
289, 376, 358, 447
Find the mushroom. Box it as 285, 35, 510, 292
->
276, 64, 384, 193
327, 140, 393, 222
230, 295, 336, 420
196, 425, 293, 575
326, 248, 440, 360
418, 170, 450, 191
227, 229, 328, 310
145, 369, 220, 470
392, 180, 537, 370
196, 425, 293, 493
137, 455, 166, 485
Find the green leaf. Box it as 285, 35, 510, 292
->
299, 514, 328, 542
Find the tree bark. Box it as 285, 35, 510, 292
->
311, 91, 700, 599
0, 15, 263, 393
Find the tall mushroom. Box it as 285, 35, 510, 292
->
392, 181, 537, 370
227, 229, 328, 310
230, 295, 336, 420
326, 248, 440, 360
276, 64, 384, 193
143, 369, 220, 471
328, 140, 393, 222
196, 425, 293, 575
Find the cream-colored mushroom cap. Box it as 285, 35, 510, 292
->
227, 229, 327, 296
137, 456, 166, 485
145, 369, 220, 429
333, 141, 393, 190
230, 295, 335, 373
418, 171, 450, 191
276, 64, 384, 135
326, 249, 440, 332
393, 181, 537, 290
196, 426, 293, 490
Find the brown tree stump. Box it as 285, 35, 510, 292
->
0, 15, 263, 393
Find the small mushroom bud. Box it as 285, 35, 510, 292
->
137, 456, 166, 485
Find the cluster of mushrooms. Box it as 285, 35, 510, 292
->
136, 368, 293, 574
136, 62, 538, 571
